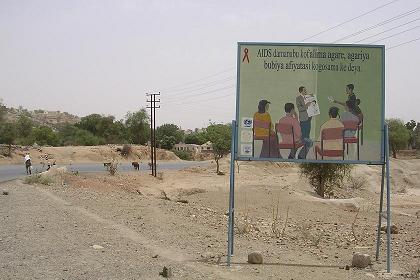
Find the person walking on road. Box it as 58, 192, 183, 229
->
24, 154, 32, 175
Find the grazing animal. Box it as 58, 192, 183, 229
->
132, 161, 139, 170
103, 162, 111, 170
148, 162, 152, 170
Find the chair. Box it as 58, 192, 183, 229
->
342, 119, 361, 160
315, 127, 345, 160
275, 122, 303, 158
252, 119, 271, 157
357, 113, 364, 145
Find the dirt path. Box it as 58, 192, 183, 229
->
0, 180, 244, 280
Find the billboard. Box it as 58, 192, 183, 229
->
235, 42, 385, 164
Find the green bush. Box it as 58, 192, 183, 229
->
173, 149, 192, 160
300, 163, 352, 198
58, 125, 104, 146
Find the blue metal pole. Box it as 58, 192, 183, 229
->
385, 124, 392, 272
376, 126, 386, 261
227, 120, 236, 266
376, 163, 385, 261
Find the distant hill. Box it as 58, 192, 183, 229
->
5, 106, 80, 128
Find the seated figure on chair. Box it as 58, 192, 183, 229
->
315, 106, 345, 159
278, 103, 312, 159
253, 99, 278, 158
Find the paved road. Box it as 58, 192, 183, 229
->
0, 161, 209, 183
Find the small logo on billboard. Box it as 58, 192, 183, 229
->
242, 48, 250, 63
241, 144, 252, 156
242, 118, 253, 128
241, 130, 253, 142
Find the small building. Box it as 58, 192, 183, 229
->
200, 141, 213, 152
174, 143, 202, 153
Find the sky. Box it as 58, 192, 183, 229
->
1, 0, 419, 129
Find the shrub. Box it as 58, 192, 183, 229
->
24, 174, 54, 185
173, 149, 192, 160
108, 161, 118, 176
120, 144, 132, 157
300, 163, 352, 198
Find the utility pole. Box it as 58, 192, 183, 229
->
146, 92, 160, 177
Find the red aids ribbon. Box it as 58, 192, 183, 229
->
242, 48, 250, 63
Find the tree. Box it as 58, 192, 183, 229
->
388, 119, 410, 158
32, 126, 60, 146
0, 99, 6, 124
58, 124, 103, 146
415, 122, 420, 150
16, 114, 33, 138
205, 123, 231, 174
76, 114, 127, 144
125, 109, 150, 145
405, 120, 417, 149
156, 123, 184, 148
0, 122, 17, 156
102, 120, 127, 144
185, 131, 207, 145
160, 135, 177, 150
300, 163, 352, 198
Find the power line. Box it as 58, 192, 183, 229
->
164, 76, 235, 100
157, 3, 418, 102
164, 85, 235, 104
386, 36, 420, 49
353, 17, 420, 43
165, 76, 234, 94
168, 92, 234, 106
301, 0, 400, 41
157, 2, 402, 97
158, 67, 235, 92
370, 25, 419, 43
332, 6, 420, 43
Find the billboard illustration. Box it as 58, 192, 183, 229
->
235, 42, 385, 164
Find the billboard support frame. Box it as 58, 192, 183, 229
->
227, 122, 392, 272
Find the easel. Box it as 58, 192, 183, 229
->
227, 121, 392, 273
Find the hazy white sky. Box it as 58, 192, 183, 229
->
1, 0, 419, 129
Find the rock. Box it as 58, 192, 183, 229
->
176, 199, 188, 204
92, 245, 104, 249
159, 266, 172, 278
381, 225, 398, 234
152, 254, 158, 258
248, 252, 263, 264
352, 252, 371, 268
345, 265, 350, 270
2, 191, 8, 195
365, 273, 375, 278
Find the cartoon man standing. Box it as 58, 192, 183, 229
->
296, 86, 314, 141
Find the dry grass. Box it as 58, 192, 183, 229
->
235, 193, 252, 235
24, 174, 54, 186
348, 175, 368, 190
351, 209, 360, 242
271, 196, 289, 239
299, 223, 323, 247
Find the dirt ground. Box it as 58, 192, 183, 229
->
0, 145, 180, 165
1, 158, 419, 279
